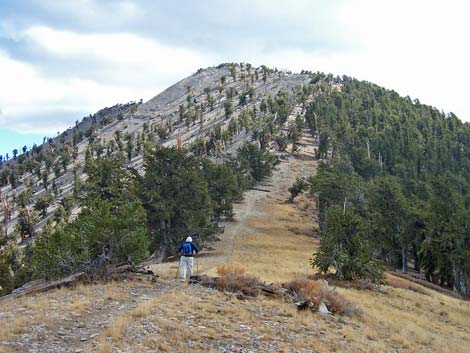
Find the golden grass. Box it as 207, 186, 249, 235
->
334, 284, 470, 353
102, 282, 132, 301
61, 297, 90, 313
0, 293, 60, 341
231, 200, 318, 283
216, 263, 247, 276
3, 150, 470, 352
0, 315, 29, 341
196, 188, 470, 352
91, 286, 330, 353
103, 316, 130, 341
0, 280, 143, 350
131, 298, 159, 318
386, 273, 429, 295
11, 316, 28, 335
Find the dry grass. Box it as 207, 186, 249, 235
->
3, 149, 470, 352
61, 297, 90, 313
0, 295, 57, 341
309, 273, 378, 291
95, 340, 113, 353
386, 273, 429, 295
333, 284, 470, 352
11, 316, 28, 335
214, 274, 261, 296
197, 187, 470, 352
102, 282, 132, 301
131, 298, 159, 318
103, 316, 131, 341
216, 263, 247, 276
87, 286, 342, 353
283, 278, 361, 316
148, 262, 180, 280
230, 201, 319, 283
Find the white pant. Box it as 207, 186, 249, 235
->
180, 256, 194, 280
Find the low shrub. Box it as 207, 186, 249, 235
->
216, 263, 247, 276
214, 274, 261, 296
283, 278, 362, 317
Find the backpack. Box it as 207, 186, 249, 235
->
182, 242, 192, 255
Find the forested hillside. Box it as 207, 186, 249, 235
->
1, 64, 470, 299
0, 63, 308, 295
305, 75, 470, 296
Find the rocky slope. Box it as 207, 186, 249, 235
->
1, 131, 469, 353
0, 63, 311, 247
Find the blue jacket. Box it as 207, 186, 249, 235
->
178, 242, 199, 256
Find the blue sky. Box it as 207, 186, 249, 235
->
0, 129, 44, 159
0, 0, 469, 156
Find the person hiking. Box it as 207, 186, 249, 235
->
178, 236, 199, 281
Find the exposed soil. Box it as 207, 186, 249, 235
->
0, 129, 319, 353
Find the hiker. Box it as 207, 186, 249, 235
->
178, 236, 199, 281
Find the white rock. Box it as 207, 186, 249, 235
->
318, 301, 331, 315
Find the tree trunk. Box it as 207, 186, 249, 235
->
452, 260, 470, 297
401, 243, 408, 274
412, 243, 420, 272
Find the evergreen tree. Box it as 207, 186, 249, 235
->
0, 250, 14, 296
140, 147, 214, 256
313, 206, 384, 283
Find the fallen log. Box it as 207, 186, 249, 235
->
295, 300, 316, 310
189, 274, 358, 316
189, 275, 288, 297
106, 264, 158, 281
253, 284, 289, 297
0, 272, 86, 301
0, 265, 158, 301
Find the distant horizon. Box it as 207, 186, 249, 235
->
1, 60, 468, 158
1, 0, 469, 143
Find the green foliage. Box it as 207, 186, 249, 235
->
18, 187, 33, 208
224, 99, 234, 118
34, 192, 53, 219
16, 207, 35, 240
157, 125, 168, 139
275, 134, 288, 152
202, 160, 243, 220
31, 155, 149, 279
83, 156, 134, 202
288, 178, 308, 202
367, 176, 411, 271
307, 75, 470, 295
0, 250, 14, 296
31, 198, 149, 280
237, 143, 276, 182
313, 206, 384, 283
140, 147, 215, 255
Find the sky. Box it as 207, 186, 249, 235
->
0, 0, 469, 156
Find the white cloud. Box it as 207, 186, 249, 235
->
1, 0, 470, 137
0, 49, 138, 133
21, 26, 215, 86
243, 0, 470, 121
0, 27, 216, 134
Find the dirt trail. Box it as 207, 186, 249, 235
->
200, 129, 318, 277
142, 128, 319, 280
0, 130, 319, 353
